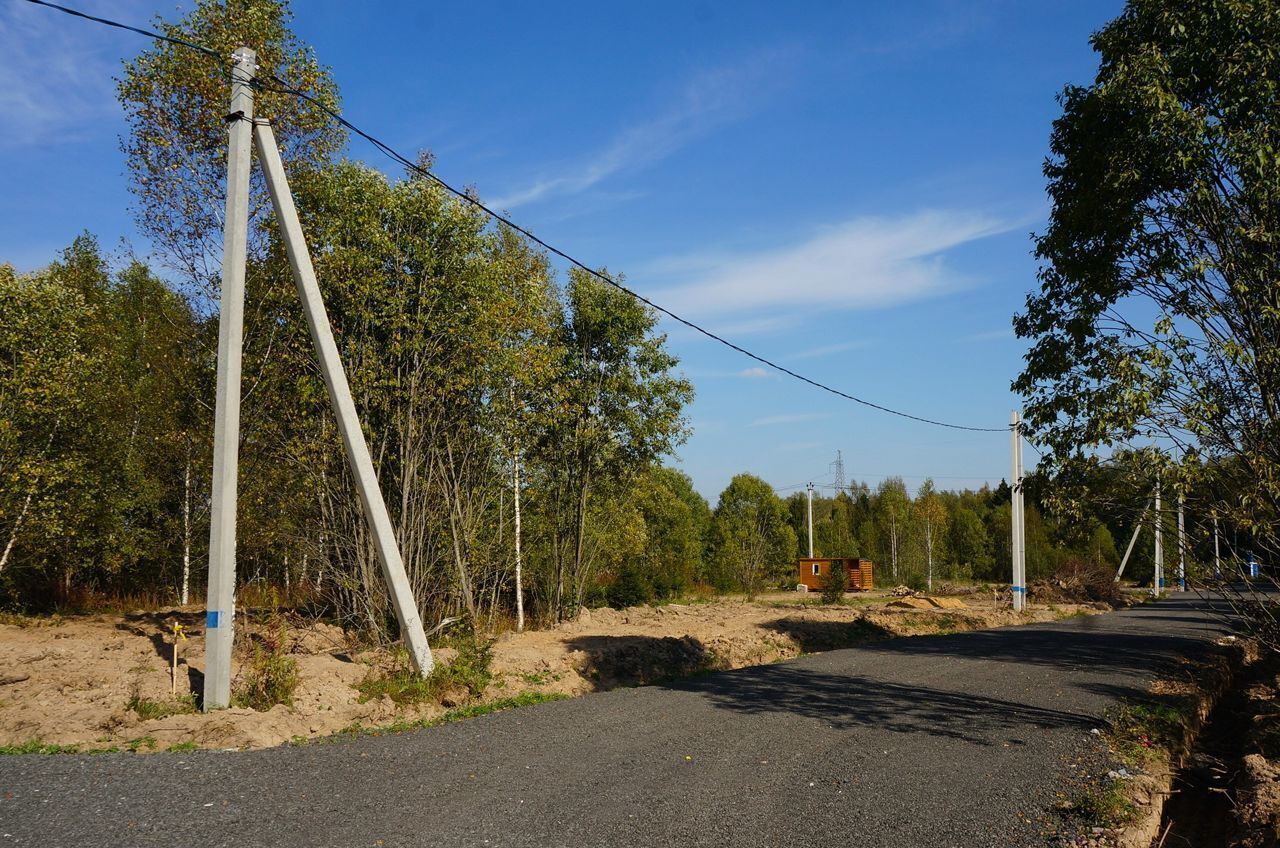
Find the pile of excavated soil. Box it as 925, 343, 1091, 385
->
1228, 654, 1280, 847
0, 593, 1105, 752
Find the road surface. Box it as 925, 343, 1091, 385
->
0, 594, 1235, 847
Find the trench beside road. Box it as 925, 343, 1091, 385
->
0, 595, 1235, 848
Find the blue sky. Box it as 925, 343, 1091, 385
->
0, 0, 1123, 501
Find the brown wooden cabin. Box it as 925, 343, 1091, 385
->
797, 557, 874, 592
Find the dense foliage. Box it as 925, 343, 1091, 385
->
1016, 0, 1280, 563
15, 0, 1243, 639
782, 475, 1132, 591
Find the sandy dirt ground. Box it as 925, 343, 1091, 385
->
0, 591, 1110, 751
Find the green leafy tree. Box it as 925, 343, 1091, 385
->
537, 269, 692, 620
626, 467, 710, 599
253, 159, 560, 634
708, 474, 796, 596
916, 479, 949, 592
0, 238, 203, 605
949, 506, 991, 580
815, 491, 858, 557
0, 261, 98, 590
118, 0, 344, 298
1015, 0, 1280, 552
819, 559, 846, 603
876, 478, 910, 582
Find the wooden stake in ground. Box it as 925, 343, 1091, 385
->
171, 621, 187, 696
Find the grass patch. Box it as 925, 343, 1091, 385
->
767, 595, 886, 610
0, 736, 169, 755
0, 739, 94, 755
1062, 777, 1138, 829
357, 636, 493, 707
930, 613, 967, 634
165, 740, 198, 753
128, 693, 197, 720
1109, 700, 1190, 769
123, 736, 157, 752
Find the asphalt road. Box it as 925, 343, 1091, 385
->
0, 594, 1236, 848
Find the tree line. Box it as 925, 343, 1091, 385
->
0, 0, 1170, 640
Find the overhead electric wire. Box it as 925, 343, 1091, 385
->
22, 0, 223, 60
24, 0, 1010, 435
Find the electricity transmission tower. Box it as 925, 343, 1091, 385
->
831, 450, 846, 492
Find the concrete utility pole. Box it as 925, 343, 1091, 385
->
254, 120, 434, 675
1115, 500, 1149, 582
1010, 411, 1026, 612
1177, 493, 1187, 591
1214, 514, 1222, 578
513, 450, 524, 632
1153, 480, 1163, 597
204, 47, 256, 711
806, 482, 815, 559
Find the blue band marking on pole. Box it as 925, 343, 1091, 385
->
206, 610, 223, 629
1011, 586, 1027, 593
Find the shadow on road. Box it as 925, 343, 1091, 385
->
664, 599, 1234, 746
565, 635, 717, 691
852, 603, 1225, 679
760, 616, 895, 652
673, 662, 1096, 745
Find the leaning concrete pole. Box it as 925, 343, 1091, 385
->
1213, 514, 1222, 578
1115, 500, 1149, 582
253, 121, 434, 675
1010, 411, 1025, 611
203, 47, 256, 711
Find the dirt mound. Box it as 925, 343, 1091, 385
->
886, 596, 968, 610
0, 592, 1105, 751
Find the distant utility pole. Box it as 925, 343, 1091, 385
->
1153, 480, 1163, 597
1177, 493, 1187, 591
1010, 411, 1026, 612
203, 47, 256, 711
831, 451, 846, 492
806, 482, 815, 559
1213, 513, 1222, 578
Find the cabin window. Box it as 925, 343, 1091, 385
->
812, 563, 820, 576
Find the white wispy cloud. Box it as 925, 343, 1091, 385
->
780, 441, 824, 452
0, 1, 136, 148
738, 367, 772, 379
488, 51, 787, 209
749, 412, 830, 428
666, 312, 802, 344
787, 340, 874, 361
648, 209, 1015, 317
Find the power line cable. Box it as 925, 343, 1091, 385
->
23, 0, 1009, 434
22, 0, 223, 60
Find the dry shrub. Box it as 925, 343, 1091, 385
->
233, 616, 300, 711
1040, 557, 1123, 604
